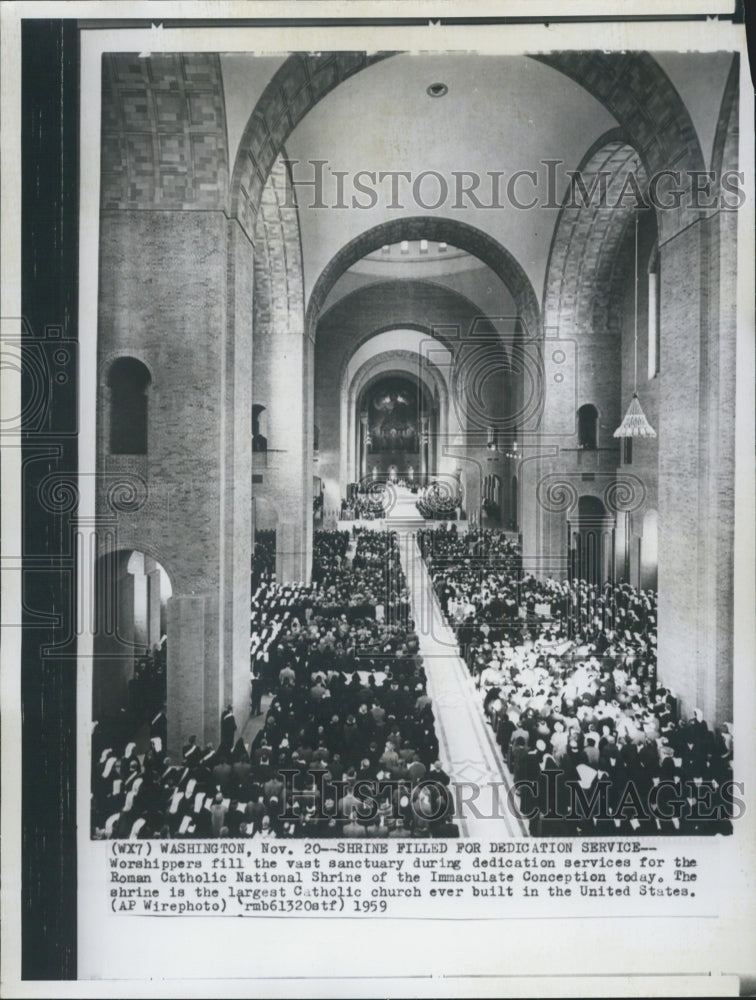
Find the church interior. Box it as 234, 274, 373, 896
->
90, 49, 740, 839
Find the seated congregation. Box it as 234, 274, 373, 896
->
91, 528, 455, 840
419, 526, 734, 836
91, 525, 733, 839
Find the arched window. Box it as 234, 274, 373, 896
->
577, 404, 599, 450
252, 404, 267, 453
647, 249, 661, 379
108, 358, 150, 455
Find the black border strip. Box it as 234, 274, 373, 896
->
21, 18, 80, 980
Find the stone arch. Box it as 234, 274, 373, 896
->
322, 279, 507, 374
533, 52, 705, 243
229, 51, 704, 244
92, 547, 173, 720
577, 402, 600, 450
317, 278, 519, 447
251, 152, 310, 584
542, 131, 650, 338
229, 52, 393, 237
98, 351, 156, 469
99, 348, 156, 388
96, 537, 177, 594
253, 153, 305, 333
711, 53, 739, 179
570, 495, 615, 585
106, 358, 151, 455
348, 349, 448, 417
307, 217, 540, 341
226, 51, 706, 274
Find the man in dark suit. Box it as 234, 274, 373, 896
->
220, 705, 237, 750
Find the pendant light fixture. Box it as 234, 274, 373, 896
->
614, 210, 657, 439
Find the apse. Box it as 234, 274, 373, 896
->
357, 374, 432, 480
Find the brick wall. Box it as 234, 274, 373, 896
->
97, 208, 254, 749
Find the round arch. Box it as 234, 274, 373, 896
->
532, 51, 705, 244
228, 51, 705, 249
711, 54, 739, 182
229, 52, 394, 237
92, 547, 173, 721
306, 216, 540, 341
319, 279, 512, 370
542, 130, 651, 338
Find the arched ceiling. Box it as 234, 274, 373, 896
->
653, 52, 735, 167
218, 49, 736, 314
344, 328, 454, 399
320, 243, 516, 321
282, 52, 617, 307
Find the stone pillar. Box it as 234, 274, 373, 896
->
420, 414, 429, 481
276, 522, 298, 583
166, 595, 206, 758
147, 565, 162, 650
657, 215, 735, 726
221, 222, 254, 730
253, 320, 309, 584
130, 554, 149, 651
359, 411, 368, 481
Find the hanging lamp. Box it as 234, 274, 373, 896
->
614, 210, 657, 439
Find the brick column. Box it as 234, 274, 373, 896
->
221, 222, 255, 730
419, 414, 428, 480
359, 411, 369, 482
657, 214, 735, 725
254, 323, 309, 584
146, 564, 162, 650
166, 595, 206, 757
276, 522, 299, 583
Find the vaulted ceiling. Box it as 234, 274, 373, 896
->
220, 50, 734, 314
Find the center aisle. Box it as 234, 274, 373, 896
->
397, 531, 527, 839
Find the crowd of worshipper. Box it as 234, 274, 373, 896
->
91, 636, 168, 743
420, 526, 734, 836
308, 528, 411, 624
340, 493, 388, 520
91, 528, 457, 839
121, 641, 167, 735
415, 481, 463, 520
251, 529, 276, 587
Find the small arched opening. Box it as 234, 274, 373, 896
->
107, 357, 151, 455
93, 548, 172, 728
577, 403, 599, 450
